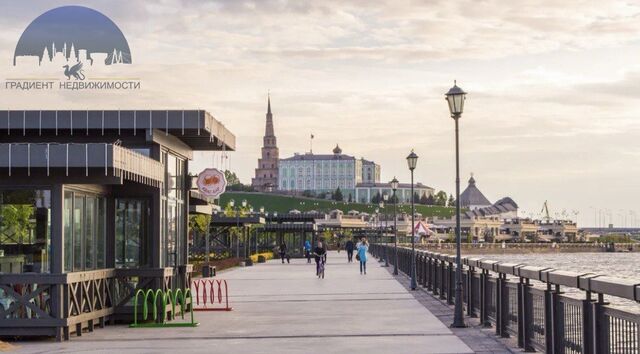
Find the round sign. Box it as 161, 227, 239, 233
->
196, 168, 227, 198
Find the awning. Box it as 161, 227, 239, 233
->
0, 143, 164, 187
0, 110, 235, 151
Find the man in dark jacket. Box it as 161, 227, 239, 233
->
345, 239, 355, 263
313, 241, 327, 276
279, 242, 288, 263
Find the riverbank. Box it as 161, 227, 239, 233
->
410, 242, 639, 254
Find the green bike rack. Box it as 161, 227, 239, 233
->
129, 288, 199, 328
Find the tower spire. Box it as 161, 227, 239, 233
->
267, 92, 271, 115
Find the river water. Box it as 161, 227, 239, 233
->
481, 252, 640, 311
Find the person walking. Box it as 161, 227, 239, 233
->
279, 242, 289, 264
304, 240, 312, 263
345, 239, 355, 262
357, 238, 369, 275
336, 240, 341, 254
313, 240, 327, 277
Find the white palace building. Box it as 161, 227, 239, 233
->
278, 145, 434, 203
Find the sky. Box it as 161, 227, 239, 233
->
1, 0, 639, 227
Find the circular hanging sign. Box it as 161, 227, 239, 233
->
196, 168, 227, 198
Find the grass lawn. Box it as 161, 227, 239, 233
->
219, 192, 456, 218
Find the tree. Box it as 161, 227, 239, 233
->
425, 194, 435, 205
188, 214, 211, 234
371, 192, 381, 204
224, 170, 241, 185
419, 194, 429, 205
413, 192, 420, 203
447, 194, 455, 207
347, 193, 353, 203
332, 187, 344, 202
435, 191, 448, 206
302, 190, 316, 198
0, 204, 33, 244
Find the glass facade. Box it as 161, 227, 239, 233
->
0, 189, 51, 273
115, 199, 148, 268
163, 152, 185, 268
63, 191, 106, 272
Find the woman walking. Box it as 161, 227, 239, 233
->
304, 240, 312, 263
357, 238, 369, 275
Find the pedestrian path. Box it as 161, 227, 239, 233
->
14, 252, 473, 354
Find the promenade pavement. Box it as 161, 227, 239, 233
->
12, 252, 474, 354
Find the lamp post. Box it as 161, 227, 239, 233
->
383, 193, 389, 267
257, 206, 265, 254
378, 202, 385, 262
391, 177, 399, 275
446, 80, 467, 328
229, 199, 247, 259
375, 207, 380, 247
407, 150, 418, 290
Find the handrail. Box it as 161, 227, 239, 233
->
371, 243, 640, 353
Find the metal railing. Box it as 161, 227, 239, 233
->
371, 244, 640, 354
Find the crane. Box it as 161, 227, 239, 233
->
541, 200, 551, 221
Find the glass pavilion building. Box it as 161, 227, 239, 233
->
0, 110, 234, 340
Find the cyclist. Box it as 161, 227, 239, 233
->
313, 240, 327, 277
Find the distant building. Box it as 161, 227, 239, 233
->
459, 174, 492, 210
278, 145, 380, 200
251, 96, 279, 192
355, 182, 434, 204
464, 197, 518, 219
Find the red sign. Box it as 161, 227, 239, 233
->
196, 168, 227, 198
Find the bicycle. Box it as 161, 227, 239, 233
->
313, 253, 327, 279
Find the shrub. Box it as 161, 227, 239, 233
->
250, 252, 274, 263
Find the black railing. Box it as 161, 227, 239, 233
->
371, 244, 640, 354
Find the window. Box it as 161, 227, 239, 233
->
115, 199, 148, 268
0, 189, 51, 273
63, 191, 106, 272
163, 152, 185, 268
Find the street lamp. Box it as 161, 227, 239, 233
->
257, 206, 265, 254
406, 150, 418, 290
383, 193, 389, 267
391, 177, 399, 275
445, 80, 467, 328
378, 202, 384, 262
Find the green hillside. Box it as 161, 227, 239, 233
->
219, 192, 456, 218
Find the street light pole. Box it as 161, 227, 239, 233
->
446, 80, 467, 328
391, 177, 399, 275
383, 193, 389, 267
407, 151, 418, 290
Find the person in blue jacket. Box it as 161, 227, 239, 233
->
357, 238, 369, 275
304, 240, 312, 263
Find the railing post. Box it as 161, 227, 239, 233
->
551, 284, 564, 354
439, 259, 446, 300
582, 291, 594, 354
592, 293, 609, 354
426, 255, 433, 291
496, 273, 507, 337
480, 269, 490, 327
435, 258, 440, 297
420, 254, 426, 287
544, 283, 554, 353
518, 277, 535, 351
467, 266, 475, 317
447, 261, 454, 305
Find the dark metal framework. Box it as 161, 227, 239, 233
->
0, 109, 234, 340
372, 244, 640, 353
